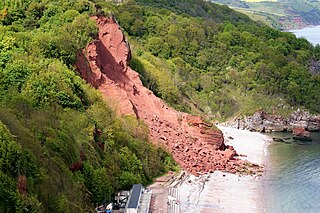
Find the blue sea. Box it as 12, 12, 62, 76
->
260, 28, 320, 212
261, 132, 320, 213
291, 25, 320, 45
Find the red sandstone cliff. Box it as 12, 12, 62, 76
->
75, 16, 254, 175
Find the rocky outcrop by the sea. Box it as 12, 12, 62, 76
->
225, 109, 320, 132
292, 127, 312, 141
75, 16, 259, 175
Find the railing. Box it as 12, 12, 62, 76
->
167, 187, 181, 213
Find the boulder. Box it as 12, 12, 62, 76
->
273, 137, 285, 142
224, 149, 236, 160
292, 127, 312, 141
307, 116, 320, 131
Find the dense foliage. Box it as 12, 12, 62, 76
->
0, 0, 175, 212
113, 0, 320, 118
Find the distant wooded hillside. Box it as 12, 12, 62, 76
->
209, 0, 320, 29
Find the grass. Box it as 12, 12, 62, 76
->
288, 2, 313, 12
247, 2, 286, 16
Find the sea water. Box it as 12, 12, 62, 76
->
260, 27, 320, 212
261, 132, 320, 213
290, 25, 320, 45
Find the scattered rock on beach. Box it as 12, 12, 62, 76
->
293, 127, 312, 141
273, 137, 285, 142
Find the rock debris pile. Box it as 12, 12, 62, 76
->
75, 16, 260, 175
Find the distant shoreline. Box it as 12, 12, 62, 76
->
283, 25, 317, 32
288, 25, 320, 46
288, 24, 320, 32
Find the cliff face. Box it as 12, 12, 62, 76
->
225, 109, 320, 132
75, 16, 254, 175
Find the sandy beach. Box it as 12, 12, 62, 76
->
148, 126, 271, 213
219, 126, 270, 166
178, 126, 271, 213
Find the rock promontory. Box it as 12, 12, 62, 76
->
292, 127, 312, 141
225, 109, 320, 132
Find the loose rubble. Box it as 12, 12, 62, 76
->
75, 16, 260, 175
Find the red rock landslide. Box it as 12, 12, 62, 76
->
75, 16, 256, 175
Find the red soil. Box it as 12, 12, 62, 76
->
75, 16, 255, 175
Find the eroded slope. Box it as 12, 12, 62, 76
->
75, 16, 257, 175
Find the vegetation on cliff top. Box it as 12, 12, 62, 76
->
111, 0, 320, 119
0, 0, 320, 211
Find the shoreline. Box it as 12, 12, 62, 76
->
218, 125, 270, 166
287, 24, 320, 31
283, 24, 316, 31
179, 126, 271, 212
288, 25, 320, 46
149, 126, 272, 213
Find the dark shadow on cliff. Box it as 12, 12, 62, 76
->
94, 40, 130, 86
75, 39, 131, 89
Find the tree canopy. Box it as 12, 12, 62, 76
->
118, 0, 320, 118
0, 0, 176, 211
